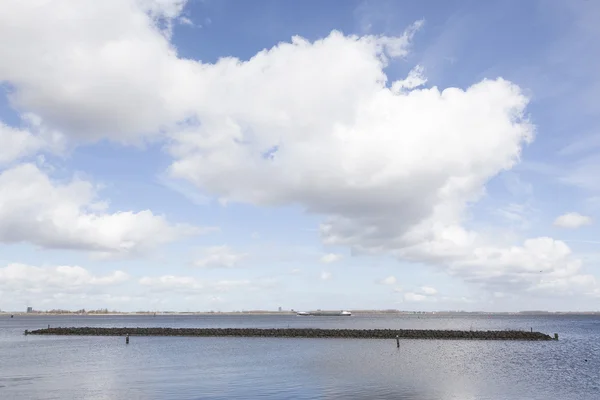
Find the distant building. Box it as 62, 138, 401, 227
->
26, 306, 33, 313
278, 307, 282, 312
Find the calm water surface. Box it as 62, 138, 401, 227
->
1, 314, 599, 399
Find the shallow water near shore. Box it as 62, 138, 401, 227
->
1, 314, 599, 399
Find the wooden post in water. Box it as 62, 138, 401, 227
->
126, 334, 130, 344
554, 333, 558, 340
396, 335, 400, 348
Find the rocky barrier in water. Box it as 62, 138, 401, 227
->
26, 327, 554, 341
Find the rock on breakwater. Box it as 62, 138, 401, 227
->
28, 327, 554, 340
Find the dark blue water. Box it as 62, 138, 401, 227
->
1, 314, 598, 399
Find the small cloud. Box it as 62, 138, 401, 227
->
420, 286, 437, 295
392, 286, 403, 293
403, 292, 431, 302
391, 65, 426, 93
553, 212, 592, 229
251, 232, 260, 239
402, 286, 437, 301
320, 271, 332, 280
178, 16, 194, 26
378, 276, 397, 285
320, 253, 343, 263
290, 268, 302, 275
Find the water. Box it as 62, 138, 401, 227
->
1, 314, 599, 399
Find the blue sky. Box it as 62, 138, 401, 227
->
0, 0, 599, 312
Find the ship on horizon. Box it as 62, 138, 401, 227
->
296, 310, 351, 316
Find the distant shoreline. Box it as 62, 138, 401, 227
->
3, 311, 600, 316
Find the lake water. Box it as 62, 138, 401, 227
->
1, 314, 598, 399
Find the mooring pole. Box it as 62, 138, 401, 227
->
126, 334, 130, 344
554, 333, 558, 341
396, 335, 400, 348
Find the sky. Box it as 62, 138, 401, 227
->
0, 0, 599, 312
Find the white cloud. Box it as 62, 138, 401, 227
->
378, 276, 397, 285
155, 22, 542, 296
0, 263, 282, 311
530, 274, 599, 297
0, 263, 129, 294
420, 286, 437, 295
403, 292, 435, 302
553, 212, 592, 229
0, 114, 65, 165
178, 16, 194, 26
0, 121, 44, 165
391, 65, 427, 92
0, 0, 597, 301
140, 0, 188, 20
0, 163, 201, 255
320, 253, 343, 263
441, 237, 598, 296
0, 0, 423, 149
320, 271, 333, 280
0, 0, 194, 144
193, 246, 247, 268
402, 285, 438, 302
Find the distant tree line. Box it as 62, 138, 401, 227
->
37, 308, 115, 314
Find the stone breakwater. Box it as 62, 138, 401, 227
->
27, 327, 554, 341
